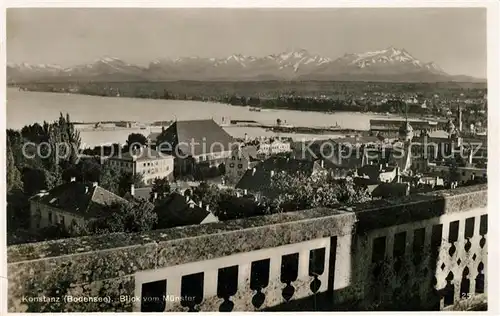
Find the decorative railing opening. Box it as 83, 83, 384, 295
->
7, 185, 488, 312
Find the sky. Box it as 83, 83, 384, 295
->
7, 8, 487, 78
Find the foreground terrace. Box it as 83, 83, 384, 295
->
7, 184, 487, 312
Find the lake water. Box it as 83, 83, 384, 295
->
7, 88, 403, 147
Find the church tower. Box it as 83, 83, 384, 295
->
397, 102, 413, 173
398, 102, 414, 142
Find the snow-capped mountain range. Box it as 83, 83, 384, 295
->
7, 47, 483, 83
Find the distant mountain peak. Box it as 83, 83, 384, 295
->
7, 47, 479, 83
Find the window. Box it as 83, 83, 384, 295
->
48, 212, 53, 223
61, 216, 65, 225
143, 163, 147, 167
230, 163, 235, 168
238, 164, 243, 169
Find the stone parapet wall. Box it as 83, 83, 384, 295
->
7, 184, 487, 312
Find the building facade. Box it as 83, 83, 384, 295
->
155, 119, 236, 176
225, 146, 261, 185
256, 139, 291, 159
29, 180, 127, 231
106, 147, 175, 185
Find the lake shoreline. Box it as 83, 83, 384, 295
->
10, 87, 435, 121
7, 88, 445, 148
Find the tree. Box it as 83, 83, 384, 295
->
21, 168, 51, 196
99, 165, 121, 195
118, 172, 144, 197
150, 177, 171, 200
84, 200, 157, 234
268, 171, 371, 213
126, 133, 148, 150
43, 113, 81, 172
192, 182, 224, 211
7, 138, 22, 193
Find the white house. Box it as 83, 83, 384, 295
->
107, 147, 175, 185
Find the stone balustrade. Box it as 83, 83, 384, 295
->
7, 184, 487, 312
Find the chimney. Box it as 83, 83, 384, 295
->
205, 205, 210, 211
70, 177, 76, 182
85, 186, 89, 194
236, 191, 241, 198
92, 181, 98, 187
270, 170, 275, 177
130, 184, 135, 196
320, 160, 324, 168
153, 192, 158, 201
199, 201, 203, 208
252, 168, 256, 176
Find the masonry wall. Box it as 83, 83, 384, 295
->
8, 184, 487, 312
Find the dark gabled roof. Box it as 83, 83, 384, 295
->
321, 161, 351, 178
123, 187, 153, 202
371, 182, 410, 199
353, 177, 380, 187
154, 193, 212, 228
217, 196, 263, 220
232, 145, 259, 160
236, 157, 320, 193
358, 165, 382, 181
157, 119, 236, 156
31, 182, 127, 218
292, 139, 363, 169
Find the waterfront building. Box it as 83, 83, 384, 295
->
156, 119, 236, 176
106, 147, 175, 185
